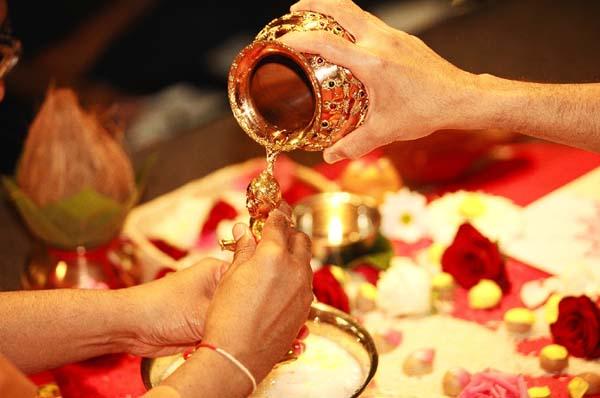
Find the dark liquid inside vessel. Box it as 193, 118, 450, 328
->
249, 54, 316, 133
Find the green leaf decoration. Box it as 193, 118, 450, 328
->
347, 234, 394, 271
324, 233, 393, 270
2, 176, 138, 249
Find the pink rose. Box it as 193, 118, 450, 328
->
459, 370, 527, 398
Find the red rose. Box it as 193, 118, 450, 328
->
200, 200, 238, 237
352, 264, 381, 286
441, 223, 509, 292
313, 266, 350, 313
550, 296, 600, 358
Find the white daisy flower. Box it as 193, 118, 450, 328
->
379, 188, 429, 243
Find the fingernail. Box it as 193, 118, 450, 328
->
233, 223, 246, 241
324, 152, 343, 164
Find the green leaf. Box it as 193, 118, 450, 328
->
2, 177, 138, 248
2, 176, 73, 247
349, 234, 394, 271
42, 188, 125, 247
334, 234, 394, 271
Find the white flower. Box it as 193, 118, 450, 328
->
427, 191, 522, 248
376, 257, 431, 316
379, 188, 429, 243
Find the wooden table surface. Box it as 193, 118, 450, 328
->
1, 0, 599, 290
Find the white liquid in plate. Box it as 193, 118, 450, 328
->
252, 333, 364, 398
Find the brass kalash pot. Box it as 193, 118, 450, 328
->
143, 11, 378, 398
227, 10, 370, 241
229, 11, 369, 153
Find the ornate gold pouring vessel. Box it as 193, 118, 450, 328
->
224, 10, 370, 244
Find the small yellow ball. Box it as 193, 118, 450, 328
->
468, 279, 502, 309
528, 386, 551, 398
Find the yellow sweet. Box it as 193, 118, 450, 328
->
427, 243, 446, 267
432, 272, 455, 302
330, 266, 350, 285
504, 307, 535, 333
528, 386, 551, 398
545, 294, 562, 324
541, 344, 568, 360
468, 279, 502, 309
539, 344, 569, 373
354, 282, 378, 313
505, 307, 535, 324
432, 272, 454, 290
568, 377, 589, 398
459, 193, 486, 219
359, 282, 378, 301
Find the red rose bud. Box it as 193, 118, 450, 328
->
353, 264, 381, 285
154, 267, 176, 280
441, 223, 510, 292
296, 324, 310, 341
200, 200, 238, 237
550, 296, 600, 359
150, 239, 189, 261
313, 266, 350, 313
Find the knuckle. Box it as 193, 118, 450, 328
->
297, 231, 312, 249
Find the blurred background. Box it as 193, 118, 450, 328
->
1, 0, 599, 174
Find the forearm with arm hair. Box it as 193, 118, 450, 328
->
466, 75, 600, 151
0, 290, 136, 373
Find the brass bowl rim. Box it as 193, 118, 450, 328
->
293, 192, 381, 246
294, 191, 379, 209
141, 302, 378, 397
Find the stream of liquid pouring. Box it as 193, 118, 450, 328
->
265, 147, 279, 175
220, 141, 284, 248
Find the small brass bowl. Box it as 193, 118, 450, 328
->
141, 303, 378, 398
293, 192, 381, 265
